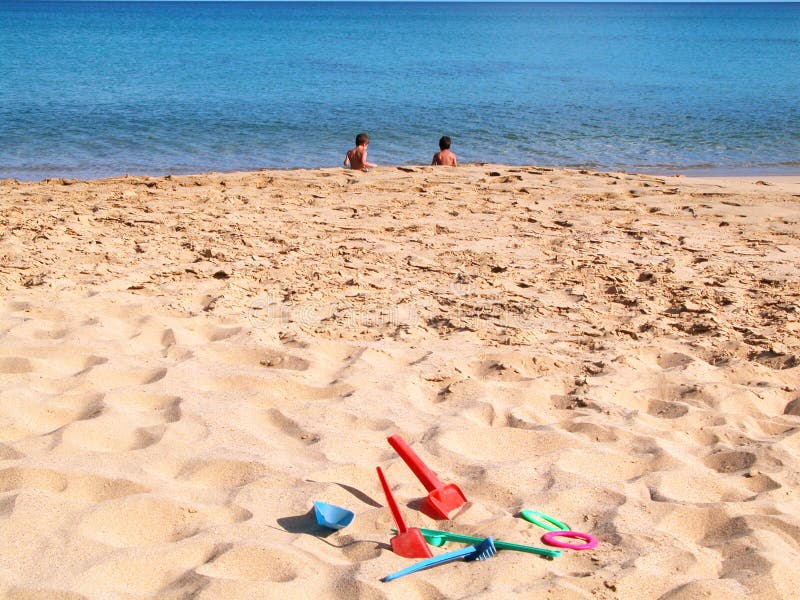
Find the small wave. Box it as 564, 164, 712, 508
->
631, 163, 718, 170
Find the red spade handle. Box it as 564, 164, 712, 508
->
388, 434, 444, 493
377, 466, 408, 534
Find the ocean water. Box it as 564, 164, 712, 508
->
1, 1, 799, 180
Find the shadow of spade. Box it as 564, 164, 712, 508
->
305, 479, 382, 508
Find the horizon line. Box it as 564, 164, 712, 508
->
22, 1, 800, 3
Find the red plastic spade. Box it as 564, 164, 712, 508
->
377, 466, 433, 559
387, 434, 468, 520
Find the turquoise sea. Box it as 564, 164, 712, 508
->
1, 2, 799, 180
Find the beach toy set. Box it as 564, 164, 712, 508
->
313, 433, 599, 582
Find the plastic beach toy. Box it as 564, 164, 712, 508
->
387, 434, 467, 520
313, 501, 355, 530
395, 527, 561, 558
541, 530, 598, 550
377, 466, 433, 559
382, 537, 496, 582
520, 509, 569, 532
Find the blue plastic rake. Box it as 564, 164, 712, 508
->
381, 537, 496, 582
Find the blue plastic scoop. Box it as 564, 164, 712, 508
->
313, 501, 355, 530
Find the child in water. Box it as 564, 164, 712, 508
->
344, 132, 377, 171
432, 136, 457, 166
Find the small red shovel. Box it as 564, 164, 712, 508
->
387, 434, 468, 520
376, 466, 433, 559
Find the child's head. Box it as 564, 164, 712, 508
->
439, 136, 452, 150
355, 133, 370, 146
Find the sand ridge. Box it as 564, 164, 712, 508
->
0, 165, 799, 598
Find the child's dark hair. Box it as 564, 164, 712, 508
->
439, 136, 451, 150
355, 132, 370, 146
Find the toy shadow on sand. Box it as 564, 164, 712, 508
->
304, 479, 383, 508
277, 508, 338, 539
275, 508, 390, 552
405, 496, 469, 521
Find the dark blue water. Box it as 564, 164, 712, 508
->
1, 2, 799, 180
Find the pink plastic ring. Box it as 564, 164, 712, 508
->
541, 530, 598, 550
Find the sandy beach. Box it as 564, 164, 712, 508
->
1, 165, 799, 599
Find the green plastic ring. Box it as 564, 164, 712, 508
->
520, 509, 569, 532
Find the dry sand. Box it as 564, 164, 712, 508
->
0, 165, 799, 599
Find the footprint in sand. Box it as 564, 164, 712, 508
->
741, 472, 781, 494
468, 353, 567, 381
647, 399, 690, 419
659, 579, 751, 600
66, 473, 150, 502
103, 390, 182, 422
656, 352, 696, 370
439, 426, 576, 462
0, 357, 33, 374
31, 326, 70, 340
4, 300, 32, 313
557, 448, 652, 482
196, 545, 302, 582
9, 306, 66, 323
0, 444, 24, 460
435, 378, 485, 405
0, 347, 107, 378
60, 393, 182, 452
196, 324, 242, 342
75, 541, 220, 598
470, 358, 529, 382
700, 514, 753, 548
126, 325, 178, 354
0, 389, 105, 437
60, 417, 166, 452
197, 344, 310, 372
648, 470, 751, 504
82, 365, 168, 388
78, 495, 251, 547
4, 587, 89, 600
312, 407, 394, 433
336, 535, 383, 562
655, 503, 735, 545
748, 350, 798, 370
744, 514, 800, 547
0, 467, 68, 494
0, 467, 149, 503
177, 458, 269, 489
703, 450, 757, 473
262, 408, 320, 445
200, 375, 352, 406
631, 548, 707, 581
566, 421, 619, 442
783, 398, 800, 416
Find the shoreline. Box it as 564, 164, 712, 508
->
4, 163, 800, 187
